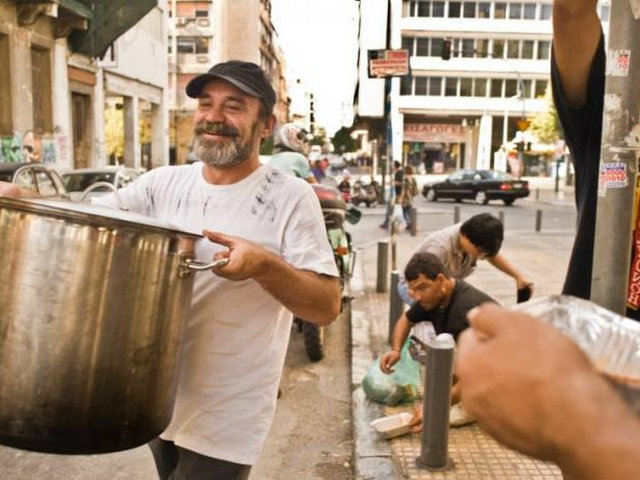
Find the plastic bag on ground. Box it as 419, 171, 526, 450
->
362, 339, 420, 406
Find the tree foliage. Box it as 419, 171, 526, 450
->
530, 85, 563, 144
331, 126, 357, 153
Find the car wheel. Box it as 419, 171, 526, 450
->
503, 198, 515, 206
474, 190, 488, 205
425, 189, 437, 202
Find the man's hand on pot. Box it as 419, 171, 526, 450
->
203, 230, 270, 281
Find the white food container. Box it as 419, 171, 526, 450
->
370, 412, 413, 439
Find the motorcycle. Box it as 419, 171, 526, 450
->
351, 179, 379, 207
295, 183, 361, 361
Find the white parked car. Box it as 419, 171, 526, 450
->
61, 166, 144, 201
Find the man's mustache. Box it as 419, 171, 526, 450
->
195, 122, 240, 137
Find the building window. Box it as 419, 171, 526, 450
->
31, 47, 53, 134
507, 39, 520, 59
448, 1, 461, 17
0, 35, 11, 134
431, 38, 443, 57
509, 3, 522, 19
460, 78, 472, 96
177, 37, 209, 54
416, 37, 430, 56
537, 40, 551, 60
473, 78, 487, 96
535, 79, 548, 97
428, 77, 442, 95
462, 39, 475, 57
476, 39, 489, 56
417, 1, 430, 16
492, 39, 505, 58
522, 40, 534, 59
408, 0, 417, 16
445, 77, 457, 96
494, 2, 506, 18
415, 77, 428, 95
432, 1, 445, 16
490, 78, 503, 97
523, 3, 536, 19
478, 2, 490, 18
195, 8, 208, 17
400, 75, 412, 95
463, 2, 476, 18
522, 79, 533, 98
540, 3, 552, 19
505, 79, 519, 97
402, 36, 414, 55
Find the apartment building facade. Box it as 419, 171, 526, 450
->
168, 0, 288, 163
0, 0, 168, 171
390, 0, 611, 173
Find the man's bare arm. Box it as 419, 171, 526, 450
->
552, 0, 601, 106
204, 230, 341, 326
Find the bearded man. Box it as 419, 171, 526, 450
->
76, 61, 339, 479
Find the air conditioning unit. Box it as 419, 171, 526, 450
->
196, 55, 209, 63
197, 17, 210, 27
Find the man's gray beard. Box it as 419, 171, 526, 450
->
194, 122, 260, 168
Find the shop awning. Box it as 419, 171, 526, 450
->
15, 0, 157, 58
68, 0, 157, 58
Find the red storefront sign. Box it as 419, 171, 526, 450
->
403, 124, 467, 143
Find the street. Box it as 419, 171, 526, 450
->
0, 193, 577, 479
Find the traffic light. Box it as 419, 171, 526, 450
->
441, 39, 452, 60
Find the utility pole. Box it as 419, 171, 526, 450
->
591, 1, 640, 314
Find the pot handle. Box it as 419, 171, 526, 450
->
181, 257, 230, 272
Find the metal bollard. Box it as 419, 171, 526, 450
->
376, 240, 389, 293
535, 187, 540, 200
453, 205, 460, 224
410, 207, 418, 236
535, 209, 543, 232
416, 334, 455, 471
498, 210, 505, 226
388, 271, 404, 344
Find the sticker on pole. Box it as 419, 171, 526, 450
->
607, 50, 631, 77
598, 163, 628, 193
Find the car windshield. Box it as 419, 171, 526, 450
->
63, 172, 116, 192
484, 170, 515, 180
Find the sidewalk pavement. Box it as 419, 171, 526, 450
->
350, 213, 576, 479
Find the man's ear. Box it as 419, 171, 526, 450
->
260, 114, 277, 140
436, 273, 447, 285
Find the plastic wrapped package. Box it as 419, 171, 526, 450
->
513, 295, 640, 414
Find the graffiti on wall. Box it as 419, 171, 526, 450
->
0, 126, 69, 165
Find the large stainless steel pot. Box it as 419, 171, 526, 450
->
0, 197, 220, 454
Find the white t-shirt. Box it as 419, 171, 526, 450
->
95, 162, 338, 465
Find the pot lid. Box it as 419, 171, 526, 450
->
0, 197, 201, 238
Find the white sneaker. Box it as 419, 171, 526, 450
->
449, 403, 476, 428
